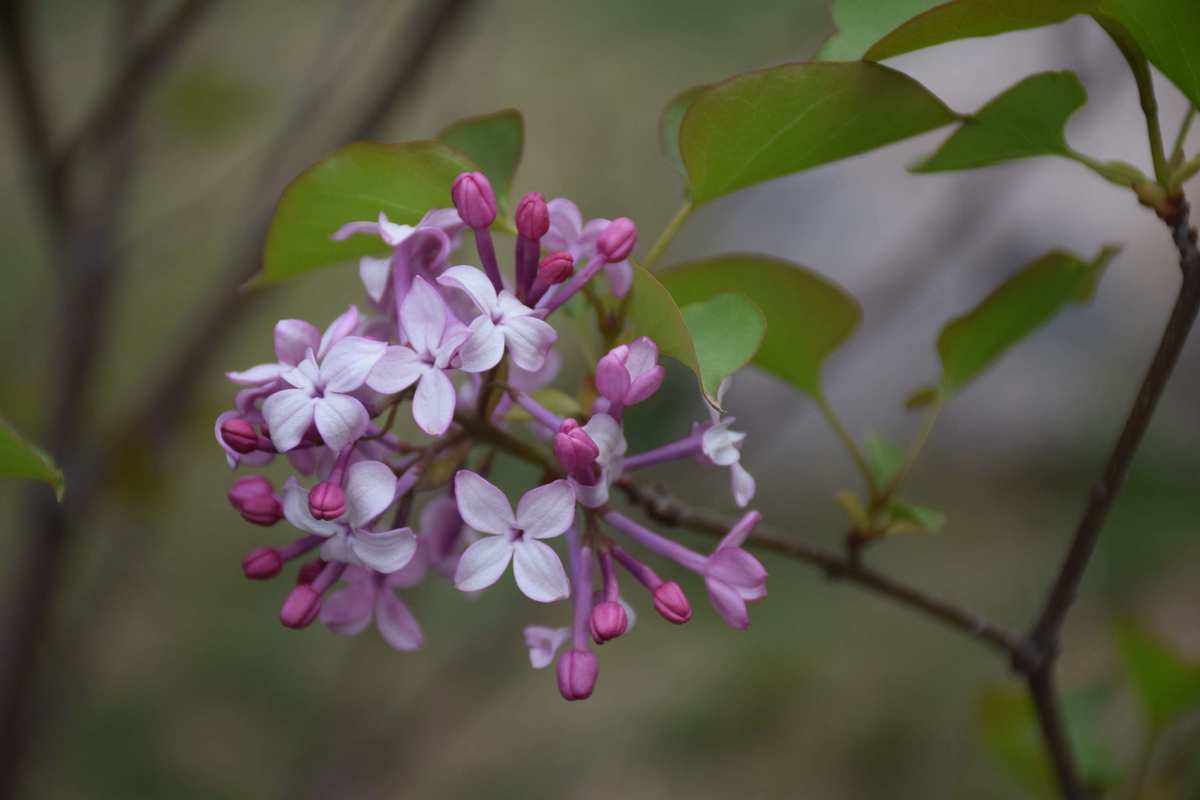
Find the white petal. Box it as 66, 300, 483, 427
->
281, 478, 344, 537
313, 393, 369, 452
262, 389, 316, 452
320, 530, 358, 564
374, 590, 424, 651
624, 337, 659, 379
570, 476, 610, 509
281, 358, 319, 393
501, 315, 557, 372
412, 368, 456, 436
359, 256, 392, 304
515, 480, 575, 539
320, 336, 387, 394
456, 316, 504, 373
351, 527, 418, 573
582, 413, 628, 467
453, 470, 516, 535
438, 264, 498, 314
318, 306, 360, 358
226, 363, 285, 386
401, 276, 446, 356
702, 424, 744, 466
377, 213, 415, 247
523, 625, 570, 669
454, 536, 513, 592
366, 346, 424, 394
345, 460, 398, 528
512, 540, 569, 602
731, 462, 756, 508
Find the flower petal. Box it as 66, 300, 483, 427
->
366, 345, 424, 394
318, 306, 360, 359
274, 319, 322, 365
604, 260, 633, 298
313, 393, 369, 452
705, 577, 750, 630
706, 547, 767, 591
582, 413, 627, 467
512, 539, 569, 602
501, 314, 557, 372
281, 478, 344, 537
262, 389, 316, 452
523, 625, 570, 669
374, 590, 424, 651
453, 470, 515, 534
515, 480, 575, 539
731, 462, 756, 508
412, 367, 455, 436
226, 363, 285, 386
345, 460, 398, 529
454, 535, 513, 592
543, 198, 583, 253
456, 316, 504, 373
320, 336, 387, 393
438, 265, 498, 314
702, 423, 744, 466
320, 577, 375, 636
351, 527, 418, 574
401, 276, 447, 355
377, 212, 415, 247
359, 256, 392, 304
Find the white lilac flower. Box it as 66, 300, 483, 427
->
437, 265, 557, 372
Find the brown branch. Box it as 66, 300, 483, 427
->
615, 477, 1036, 670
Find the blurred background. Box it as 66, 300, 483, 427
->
2, 1, 1198, 798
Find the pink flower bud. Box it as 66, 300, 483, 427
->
554, 420, 600, 484
239, 494, 283, 526
652, 581, 692, 624
596, 217, 637, 262
450, 171, 497, 229
228, 475, 273, 507
280, 585, 322, 629
296, 558, 326, 585
241, 547, 282, 580
589, 601, 629, 644
595, 347, 631, 403
538, 252, 574, 284
308, 481, 346, 521
221, 417, 259, 454
556, 648, 599, 701
515, 192, 549, 239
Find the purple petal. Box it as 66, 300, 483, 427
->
313, 393, 369, 452
412, 367, 456, 436
366, 346, 424, 394
523, 625, 570, 669
359, 256, 392, 304
320, 579, 376, 636
376, 212, 415, 247
374, 590, 424, 651
604, 260, 633, 297
226, 363, 285, 386
401, 276, 446, 356
398, 227, 450, 277
318, 306, 360, 359
331, 219, 381, 241
456, 316, 505, 373
454, 536, 513, 592
453, 470, 516, 535
512, 539, 569, 602
262, 389, 316, 452
438, 265, 498, 314
705, 578, 750, 630
514, 480, 575, 540
543, 198, 583, 253
344, 460, 398, 529
320, 336, 387, 394
274, 319, 322, 365
706, 547, 767, 591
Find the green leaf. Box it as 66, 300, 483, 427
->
864, 435, 905, 486
913, 72, 1087, 173
1099, 0, 1200, 108
818, 0, 942, 60
680, 294, 767, 402
978, 683, 1120, 798
935, 246, 1119, 396
834, 489, 871, 531
1116, 622, 1200, 733
678, 62, 958, 205
257, 141, 476, 286
884, 499, 946, 534
865, 0, 1094, 62
661, 254, 861, 397
0, 418, 64, 501
660, 85, 712, 180
626, 264, 707, 402
437, 109, 524, 207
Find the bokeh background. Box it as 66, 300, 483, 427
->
2, 1, 1198, 798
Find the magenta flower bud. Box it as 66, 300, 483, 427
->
280, 585, 322, 629
308, 480, 346, 521
295, 558, 326, 585
239, 494, 283, 526
538, 251, 574, 284
596, 217, 637, 262
450, 171, 497, 229
556, 648, 599, 701
515, 192, 550, 239
554, 420, 600, 484
589, 600, 629, 644
227, 475, 273, 508
241, 547, 282, 580
652, 581, 692, 624
221, 417, 259, 454
595, 347, 632, 403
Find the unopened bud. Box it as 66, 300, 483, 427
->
555, 648, 599, 701
228, 475, 273, 507
652, 581, 692, 624
308, 481, 346, 521
596, 217, 636, 262
240, 494, 283, 526
296, 558, 326, 585
538, 252, 574, 284
595, 347, 631, 403
515, 192, 549, 239
242, 547, 282, 580
554, 420, 600, 484
450, 171, 497, 229
221, 417, 259, 454
280, 585, 322, 629
589, 600, 629, 643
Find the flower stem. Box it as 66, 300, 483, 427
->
1099, 17, 1169, 186
876, 393, 943, 506
814, 392, 878, 500
641, 200, 693, 272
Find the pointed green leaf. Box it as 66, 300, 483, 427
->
818, 0, 942, 61
680, 294, 767, 402
913, 72, 1087, 172
660, 85, 711, 180
0, 418, 65, 501
1116, 622, 1200, 733
438, 109, 524, 206
1100, 0, 1200, 108
936, 246, 1118, 396
258, 141, 476, 286
678, 62, 958, 205
626, 264, 706, 401
661, 254, 861, 397
884, 499, 946, 534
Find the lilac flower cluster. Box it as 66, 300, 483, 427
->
215, 171, 766, 700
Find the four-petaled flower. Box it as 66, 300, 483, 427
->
702, 512, 768, 630
366, 276, 470, 435
700, 379, 756, 508
320, 565, 425, 651
438, 265, 557, 372
227, 306, 361, 388
282, 460, 417, 574
453, 470, 575, 602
